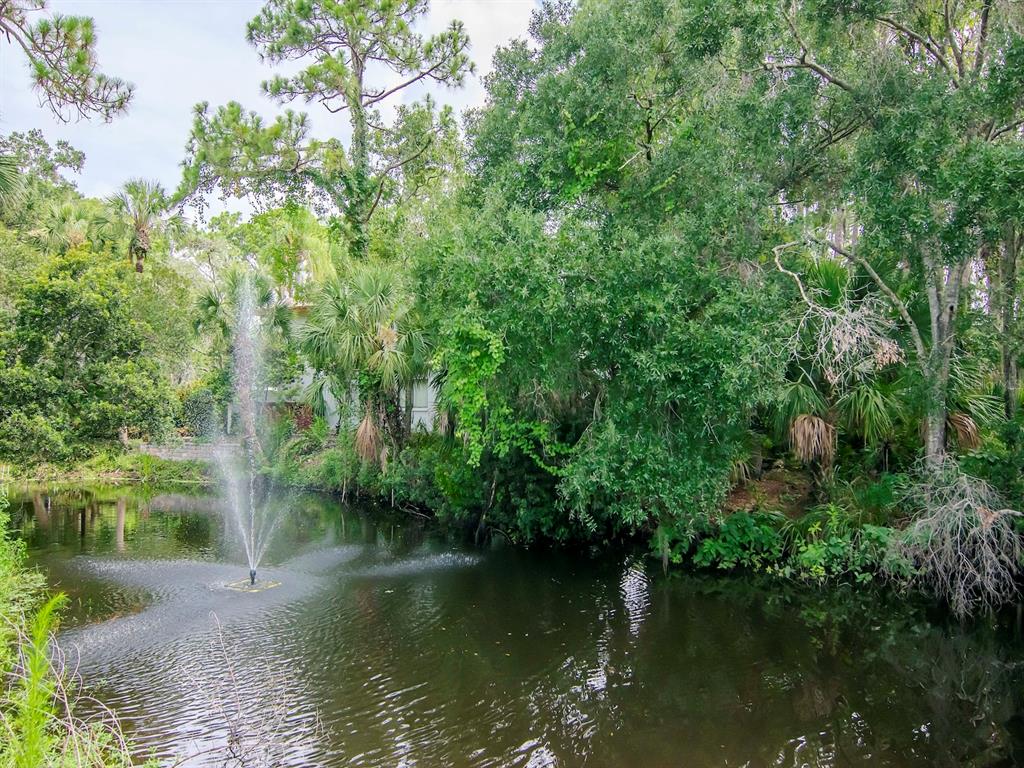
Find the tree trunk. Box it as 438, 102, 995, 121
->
922, 255, 960, 470
404, 381, 413, 437
347, 57, 371, 261
383, 389, 405, 448
999, 230, 1019, 420
924, 380, 948, 469
132, 242, 146, 273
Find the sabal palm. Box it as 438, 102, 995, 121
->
108, 178, 174, 273
0, 155, 21, 204
32, 199, 102, 254
194, 266, 291, 352
301, 260, 428, 453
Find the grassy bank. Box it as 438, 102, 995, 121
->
4, 450, 212, 488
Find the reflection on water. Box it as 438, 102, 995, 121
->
9, 485, 1024, 767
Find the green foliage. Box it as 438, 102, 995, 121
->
0, 2, 132, 122
81, 452, 209, 485
4, 594, 65, 768
176, 383, 218, 438
0, 250, 175, 464
106, 178, 180, 273
0, 480, 146, 767
0, 481, 44, 672
961, 419, 1024, 508
433, 311, 505, 467
693, 512, 786, 571
690, 505, 903, 585
180, 0, 473, 260
417, 190, 787, 543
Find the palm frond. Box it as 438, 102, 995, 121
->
837, 379, 899, 444
947, 411, 981, 451
0, 155, 22, 204
774, 379, 827, 439
790, 414, 836, 466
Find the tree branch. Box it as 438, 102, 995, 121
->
363, 59, 451, 108
812, 236, 929, 365
875, 16, 955, 80
364, 136, 433, 221
973, 0, 992, 74
773, 241, 814, 306
991, 119, 1024, 141
944, 0, 965, 80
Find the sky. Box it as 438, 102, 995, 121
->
0, 0, 538, 204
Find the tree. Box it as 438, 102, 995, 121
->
708, 0, 1024, 469
0, 130, 83, 187
193, 264, 295, 437
0, 130, 85, 232
0, 250, 173, 463
0, 157, 19, 205
0, 1, 132, 122
234, 205, 337, 300
107, 178, 180, 273
31, 197, 105, 254
300, 259, 427, 462
178, 0, 472, 260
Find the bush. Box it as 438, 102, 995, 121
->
689, 504, 900, 585
692, 511, 786, 570
0, 250, 176, 465
0, 412, 71, 465
177, 383, 217, 438
961, 420, 1024, 509
0, 478, 149, 767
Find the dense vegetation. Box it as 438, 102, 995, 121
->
2, 0, 1024, 625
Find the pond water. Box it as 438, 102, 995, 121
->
9, 484, 1024, 767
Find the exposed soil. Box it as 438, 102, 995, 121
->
722, 466, 813, 518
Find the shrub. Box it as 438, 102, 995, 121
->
177, 383, 217, 438
693, 511, 786, 570
0, 412, 71, 465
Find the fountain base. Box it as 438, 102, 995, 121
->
224, 578, 281, 593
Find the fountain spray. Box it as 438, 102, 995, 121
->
217, 272, 285, 590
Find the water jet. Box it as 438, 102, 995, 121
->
214, 272, 286, 590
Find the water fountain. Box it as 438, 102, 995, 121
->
217, 273, 284, 592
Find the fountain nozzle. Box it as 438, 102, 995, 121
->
249, 568, 256, 585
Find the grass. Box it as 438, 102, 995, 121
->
4, 450, 212, 487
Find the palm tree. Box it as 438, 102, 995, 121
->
300, 260, 428, 464
108, 178, 178, 273
0, 155, 20, 204
194, 266, 291, 356
31, 199, 103, 254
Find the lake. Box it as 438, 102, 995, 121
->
9, 484, 1024, 767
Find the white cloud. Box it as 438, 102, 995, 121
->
0, 0, 537, 202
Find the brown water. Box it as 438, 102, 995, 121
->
10, 484, 1024, 767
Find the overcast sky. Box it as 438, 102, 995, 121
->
0, 0, 537, 204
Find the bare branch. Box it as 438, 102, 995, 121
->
890, 458, 1023, 618
812, 237, 929, 366
775, 240, 904, 387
